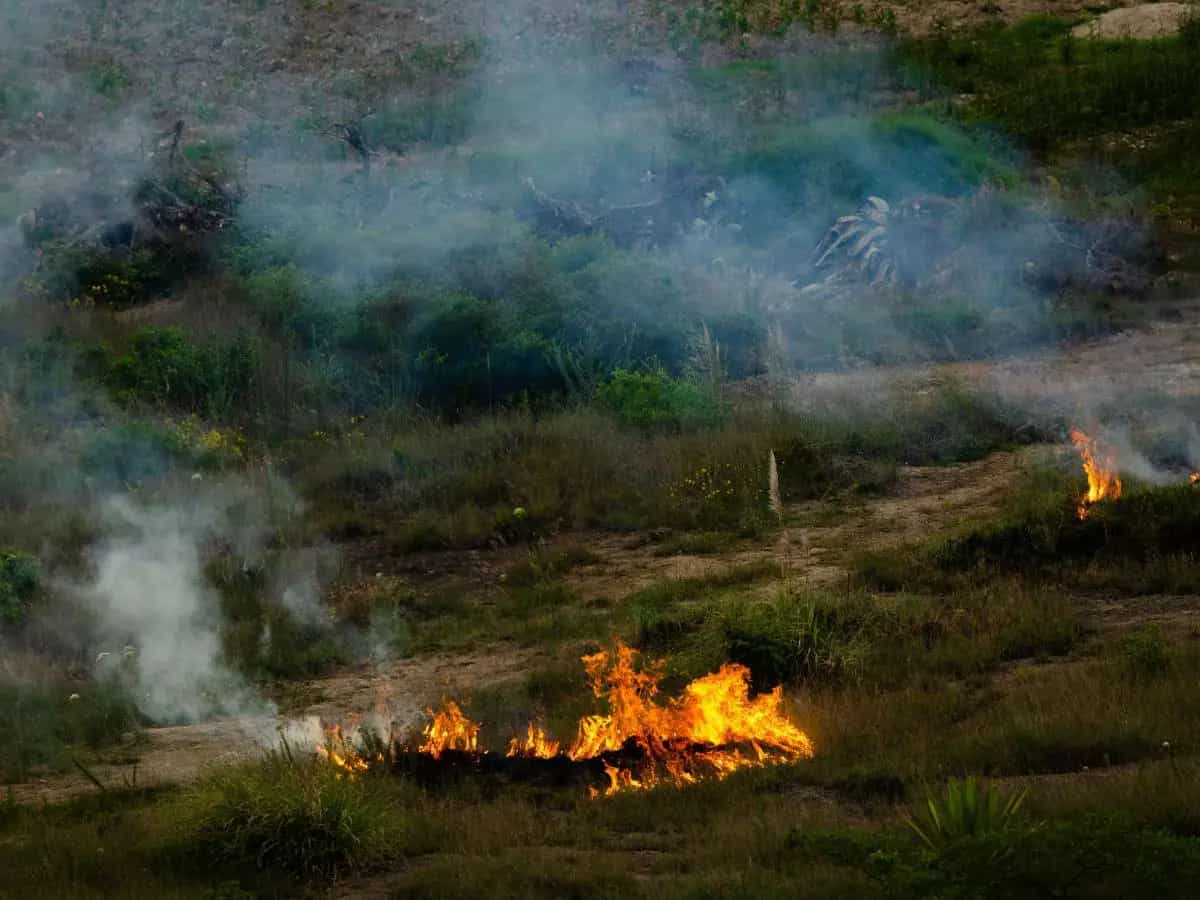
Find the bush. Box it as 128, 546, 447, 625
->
0, 551, 39, 626
792, 814, 1200, 899
1120, 626, 1172, 681
905, 778, 1027, 849
172, 752, 411, 878
598, 368, 723, 430
105, 327, 261, 419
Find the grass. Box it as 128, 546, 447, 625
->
297, 381, 1040, 551
166, 750, 423, 879
4, 4, 1200, 899
898, 16, 1200, 226
857, 469, 1200, 593
0, 676, 141, 784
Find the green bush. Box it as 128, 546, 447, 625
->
0, 676, 140, 782
171, 753, 411, 878
0, 551, 39, 626
1120, 626, 1172, 681
905, 778, 1027, 849
105, 327, 261, 418
598, 368, 723, 430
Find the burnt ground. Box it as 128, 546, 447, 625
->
12, 300, 1200, 805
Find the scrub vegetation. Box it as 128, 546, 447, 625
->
2, 1, 1200, 898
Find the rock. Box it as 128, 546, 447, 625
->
1071, 4, 1193, 40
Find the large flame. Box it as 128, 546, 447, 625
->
562, 642, 814, 796
1070, 428, 1122, 519
316, 643, 813, 797
419, 700, 479, 759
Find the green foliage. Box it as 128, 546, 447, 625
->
170, 752, 412, 878
1120, 626, 1172, 681
33, 244, 173, 308
723, 113, 1012, 240
792, 814, 1200, 899
905, 778, 1027, 849
79, 421, 191, 487
901, 18, 1200, 150
207, 556, 346, 680
89, 60, 131, 98
861, 479, 1200, 591
598, 368, 723, 430
104, 327, 261, 419
0, 550, 39, 626
0, 676, 140, 782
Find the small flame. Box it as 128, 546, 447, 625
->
419, 701, 479, 759
1190, 473, 1199, 485
507, 723, 560, 759
314, 722, 379, 779
1070, 428, 1122, 519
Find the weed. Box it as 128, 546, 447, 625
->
169, 751, 417, 878
1119, 626, 1172, 681
905, 777, 1027, 848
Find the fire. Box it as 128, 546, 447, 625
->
1070, 428, 1122, 519
1191, 473, 1200, 485
314, 722, 379, 778
419, 701, 479, 759
565, 642, 814, 796
507, 723, 560, 759
314, 643, 813, 797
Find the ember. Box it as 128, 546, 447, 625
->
314, 642, 813, 797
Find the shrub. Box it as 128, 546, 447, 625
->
905, 778, 1027, 849
172, 752, 410, 878
598, 368, 723, 430
105, 327, 261, 419
0, 551, 39, 626
1120, 626, 1172, 681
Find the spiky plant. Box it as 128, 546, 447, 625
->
905, 778, 1028, 849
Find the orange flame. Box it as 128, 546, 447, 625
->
507, 723, 561, 759
1070, 429, 1122, 519
1191, 473, 1199, 485
419, 701, 479, 759
314, 722, 379, 779
567, 642, 814, 796
315, 644, 813, 797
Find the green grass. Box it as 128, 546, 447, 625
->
857, 471, 1200, 593
166, 751, 425, 879
298, 381, 1040, 551
0, 676, 141, 783
901, 17, 1200, 151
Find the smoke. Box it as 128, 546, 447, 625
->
66, 481, 291, 723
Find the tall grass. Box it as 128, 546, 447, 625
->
168, 750, 425, 879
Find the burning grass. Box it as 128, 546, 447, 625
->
315, 641, 814, 797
